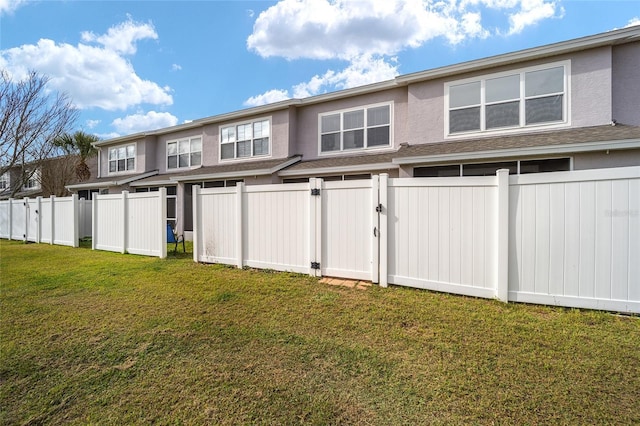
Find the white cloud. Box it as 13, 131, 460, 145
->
507, 0, 562, 35
626, 17, 640, 28
85, 119, 101, 129
81, 16, 157, 54
244, 89, 291, 107
247, 0, 559, 60
245, 0, 561, 107
171, 63, 182, 71
0, 0, 27, 16
111, 111, 178, 134
0, 18, 172, 111
245, 54, 399, 106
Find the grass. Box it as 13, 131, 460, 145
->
1, 239, 639, 425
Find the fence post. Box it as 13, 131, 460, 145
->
35, 196, 42, 244
192, 185, 200, 262
308, 178, 321, 277
371, 175, 380, 284
7, 198, 13, 240
71, 194, 79, 248
159, 187, 167, 259
379, 174, 389, 288
92, 196, 97, 250
50, 196, 55, 245
23, 197, 29, 242
236, 182, 244, 269
496, 169, 510, 302
122, 191, 128, 254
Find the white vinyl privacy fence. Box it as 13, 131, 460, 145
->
193, 167, 639, 314
92, 190, 167, 258
0, 195, 91, 247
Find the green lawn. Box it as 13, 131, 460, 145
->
1, 240, 639, 425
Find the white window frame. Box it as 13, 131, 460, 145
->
0, 172, 9, 190
167, 136, 202, 171
444, 60, 571, 138
108, 143, 137, 175
318, 102, 393, 156
23, 169, 40, 190
219, 117, 271, 162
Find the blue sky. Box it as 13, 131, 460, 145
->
1, 0, 638, 140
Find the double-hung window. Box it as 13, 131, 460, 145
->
109, 144, 136, 173
168, 137, 202, 169
320, 103, 391, 153
0, 173, 8, 190
220, 118, 270, 160
447, 61, 568, 135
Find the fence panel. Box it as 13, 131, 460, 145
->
52, 196, 78, 247
93, 191, 165, 257
195, 187, 238, 265
509, 167, 640, 313
10, 199, 25, 240
39, 198, 53, 243
127, 192, 165, 257
93, 194, 125, 252
321, 180, 375, 281
26, 198, 39, 242
244, 183, 311, 274
0, 200, 10, 238
386, 177, 498, 299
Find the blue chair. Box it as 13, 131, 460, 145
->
167, 223, 185, 254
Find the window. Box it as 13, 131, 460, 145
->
168, 137, 202, 169
109, 144, 136, 173
447, 62, 568, 135
220, 119, 270, 160
23, 169, 40, 190
320, 103, 391, 153
414, 158, 570, 177
0, 173, 9, 190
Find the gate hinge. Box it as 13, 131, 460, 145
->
310, 188, 321, 196
311, 261, 320, 270
375, 204, 383, 213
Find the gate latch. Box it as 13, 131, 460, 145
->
375, 204, 383, 213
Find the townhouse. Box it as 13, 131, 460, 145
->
68, 26, 640, 239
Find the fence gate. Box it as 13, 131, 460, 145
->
319, 178, 380, 282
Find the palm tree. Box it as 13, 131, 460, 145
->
54, 130, 99, 181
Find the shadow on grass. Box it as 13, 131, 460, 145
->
78, 238, 194, 259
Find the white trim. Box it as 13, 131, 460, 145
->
444, 60, 571, 139
318, 101, 394, 156
171, 156, 302, 182
218, 116, 273, 162
392, 138, 640, 165
278, 162, 397, 177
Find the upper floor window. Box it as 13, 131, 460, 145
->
109, 144, 136, 173
220, 118, 270, 160
320, 103, 391, 154
23, 169, 40, 190
0, 173, 9, 190
446, 62, 568, 136
168, 137, 202, 169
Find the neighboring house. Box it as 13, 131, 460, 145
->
1, 155, 98, 200
67, 27, 640, 238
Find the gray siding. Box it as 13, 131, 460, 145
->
612, 42, 640, 126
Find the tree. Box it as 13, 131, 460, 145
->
0, 70, 78, 197
53, 130, 99, 181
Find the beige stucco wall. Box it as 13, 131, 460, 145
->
612, 42, 640, 126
